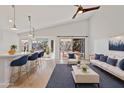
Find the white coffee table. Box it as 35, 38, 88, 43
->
72, 65, 100, 88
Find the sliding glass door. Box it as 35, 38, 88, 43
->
59, 37, 85, 60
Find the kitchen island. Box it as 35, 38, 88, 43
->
0, 52, 29, 88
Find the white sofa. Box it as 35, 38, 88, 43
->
90, 56, 124, 81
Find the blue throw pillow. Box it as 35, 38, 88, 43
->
68, 54, 75, 59
95, 54, 104, 60
118, 59, 124, 70
99, 55, 108, 62
106, 58, 118, 66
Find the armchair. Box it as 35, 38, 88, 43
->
67, 53, 79, 64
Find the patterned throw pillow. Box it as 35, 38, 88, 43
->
99, 55, 108, 62
95, 54, 104, 60
106, 58, 118, 66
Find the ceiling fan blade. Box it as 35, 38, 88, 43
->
74, 5, 83, 10
72, 8, 80, 19
74, 5, 80, 7
83, 6, 100, 13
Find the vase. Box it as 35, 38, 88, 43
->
77, 64, 81, 69
8, 49, 16, 55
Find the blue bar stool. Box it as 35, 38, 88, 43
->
10, 55, 28, 85
38, 51, 44, 65
28, 52, 39, 72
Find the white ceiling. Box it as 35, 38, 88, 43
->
0, 5, 98, 33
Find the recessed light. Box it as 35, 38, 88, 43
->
115, 36, 122, 39
10, 27, 18, 31
9, 19, 13, 23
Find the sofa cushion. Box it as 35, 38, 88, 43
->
95, 54, 104, 60
118, 59, 124, 71
99, 55, 108, 62
91, 60, 102, 65
116, 57, 123, 66
68, 53, 75, 59
106, 58, 118, 66
91, 58, 124, 81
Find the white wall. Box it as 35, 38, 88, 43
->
33, 19, 89, 36
19, 19, 90, 59
90, 5, 124, 57
0, 30, 19, 52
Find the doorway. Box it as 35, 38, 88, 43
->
59, 37, 85, 60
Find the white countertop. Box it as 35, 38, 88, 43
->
0, 52, 30, 58
0, 50, 43, 58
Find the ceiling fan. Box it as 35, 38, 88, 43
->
72, 5, 100, 19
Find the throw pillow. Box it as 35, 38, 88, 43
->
106, 57, 118, 66
95, 54, 104, 60
99, 55, 108, 62
118, 59, 124, 70
68, 53, 75, 59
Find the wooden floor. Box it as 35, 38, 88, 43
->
9, 58, 67, 88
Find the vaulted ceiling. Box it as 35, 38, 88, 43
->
0, 5, 98, 33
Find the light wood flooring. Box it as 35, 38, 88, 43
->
9, 58, 67, 88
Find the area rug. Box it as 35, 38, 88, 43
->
46, 64, 124, 88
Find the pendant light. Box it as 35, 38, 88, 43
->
32, 27, 35, 39
28, 16, 33, 37
10, 5, 18, 30
32, 27, 36, 41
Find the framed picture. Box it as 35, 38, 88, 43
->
109, 36, 124, 51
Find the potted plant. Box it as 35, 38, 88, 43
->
46, 45, 50, 55
8, 45, 17, 55
81, 63, 88, 72
77, 60, 80, 64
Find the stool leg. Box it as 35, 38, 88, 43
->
36, 59, 39, 67
40, 58, 42, 64
10, 67, 14, 85
35, 60, 38, 70
25, 65, 29, 78
33, 60, 36, 69
29, 61, 32, 74
31, 61, 35, 73
34, 60, 38, 69
10, 67, 18, 86
18, 67, 21, 80
38, 58, 41, 67
37, 59, 40, 67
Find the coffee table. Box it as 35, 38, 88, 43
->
72, 65, 100, 88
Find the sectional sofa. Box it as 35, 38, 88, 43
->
90, 54, 124, 81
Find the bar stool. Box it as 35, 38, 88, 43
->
10, 55, 28, 85
28, 52, 39, 72
38, 51, 44, 65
